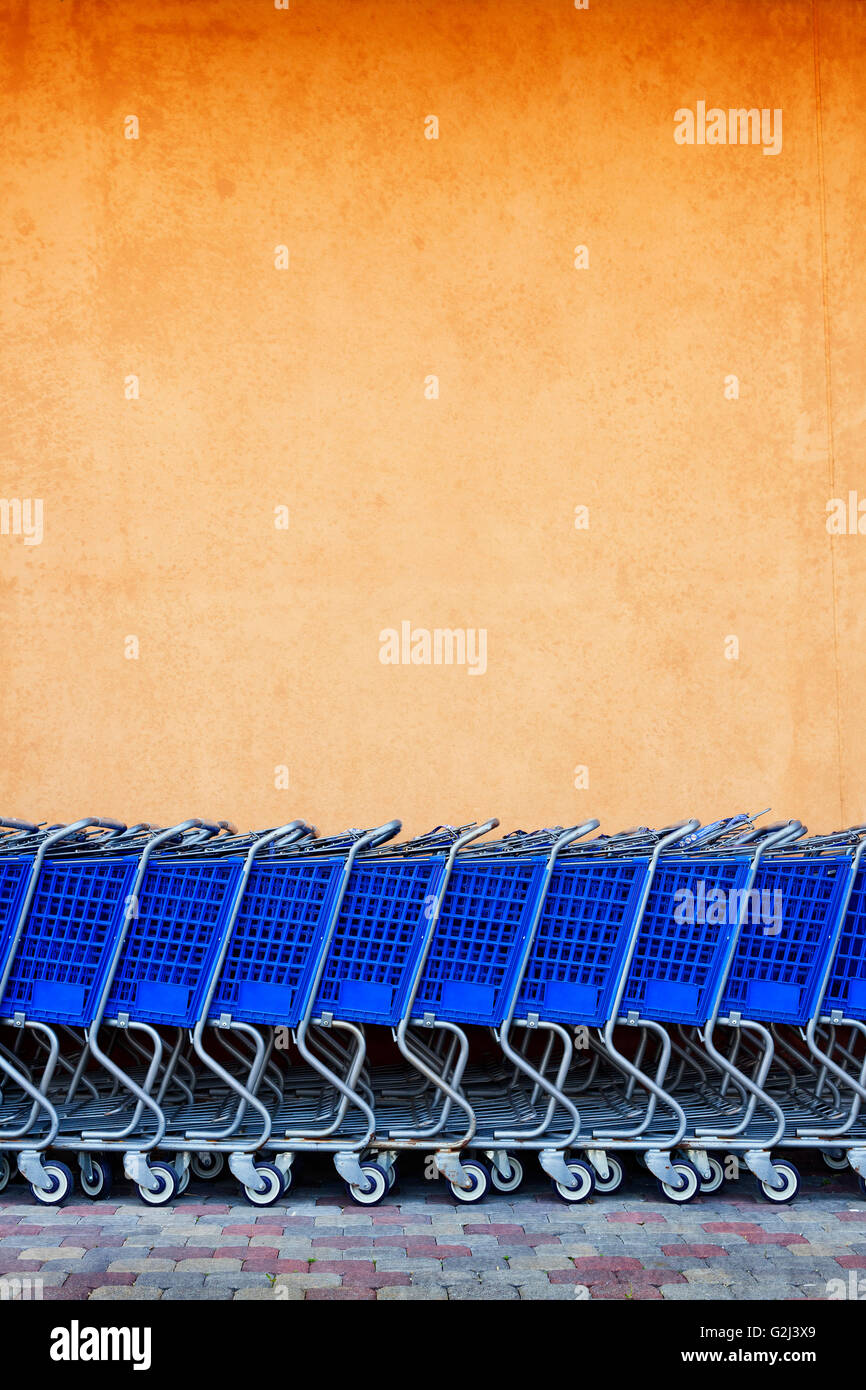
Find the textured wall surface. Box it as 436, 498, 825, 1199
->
1, 0, 863, 837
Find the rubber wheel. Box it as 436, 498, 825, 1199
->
553, 1158, 595, 1204
280, 1166, 294, 1196
385, 1163, 398, 1194
137, 1160, 179, 1207
190, 1151, 225, 1181
658, 1160, 701, 1204
698, 1156, 725, 1195
31, 1160, 74, 1207
449, 1160, 490, 1204
79, 1159, 113, 1200
0, 1153, 11, 1193
243, 1163, 284, 1208
347, 1162, 389, 1207
758, 1160, 800, 1205
176, 1165, 191, 1195
822, 1150, 849, 1172
590, 1155, 624, 1195
490, 1156, 524, 1194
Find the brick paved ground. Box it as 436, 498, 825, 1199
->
1, 1154, 864, 1301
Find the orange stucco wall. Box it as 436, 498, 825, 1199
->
2, 0, 863, 838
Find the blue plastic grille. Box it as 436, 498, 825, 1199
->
1, 858, 137, 1025
210, 858, 344, 1026
314, 858, 448, 1024
106, 859, 244, 1025
516, 859, 647, 1025
0, 857, 32, 971
720, 856, 853, 1024
620, 857, 753, 1024
412, 857, 547, 1025
822, 867, 866, 1018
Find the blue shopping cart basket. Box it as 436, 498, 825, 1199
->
0, 821, 142, 1028
410, 846, 551, 1027
513, 819, 757, 1029
822, 855, 866, 1019
618, 851, 757, 1026
312, 827, 480, 1027
515, 850, 648, 1027
105, 852, 249, 1027
719, 849, 854, 1025
208, 841, 347, 1027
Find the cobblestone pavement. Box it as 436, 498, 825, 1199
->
1, 1155, 864, 1301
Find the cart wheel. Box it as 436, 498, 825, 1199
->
698, 1156, 725, 1195
553, 1159, 594, 1204
243, 1163, 284, 1208
589, 1155, 624, 1195
657, 1160, 700, 1204
449, 1160, 490, 1204
279, 1166, 294, 1196
491, 1156, 524, 1194
0, 1154, 11, 1193
79, 1159, 113, 1200
190, 1151, 225, 1181
758, 1161, 800, 1205
857, 1175, 866, 1200
347, 1162, 389, 1207
137, 1161, 179, 1207
385, 1162, 399, 1194
31, 1161, 74, 1207
822, 1150, 849, 1172
176, 1165, 191, 1196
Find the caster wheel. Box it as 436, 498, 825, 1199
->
137, 1161, 179, 1207
190, 1151, 225, 1181
490, 1157, 524, 1194
758, 1161, 800, 1205
347, 1162, 389, 1207
384, 1163, 398, 1194
0, 1154, 11, 1193
243, 1163, 284, 1208
857, 1175, 866, 1200
449, 1160, 490, 1204
822, 1150, 849, 1172
589, 1156, 624, 1195
698, 1156, 725, 1195
658, 1160, 701, 1204
79, 1159, 113, 1200
31, 1160, 74, 1207
176, 1166, 191, 1196
279, 1166, 294, 1196
553, 1159, 595, 1204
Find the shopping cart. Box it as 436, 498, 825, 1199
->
795, 829, 866, 1191
0, 818, 261, 1204
339, 820, 602, 1202
636, 823, 865, 1202
179, 819, 415, 1205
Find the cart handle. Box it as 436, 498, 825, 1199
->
0, 817, 39, 832
734, 819, 804, 846
356, 819, 402, 852
653, 819, 701, 864
548, 819, 601, 859
448, 818, 500, 859
37, 817, 127, 849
